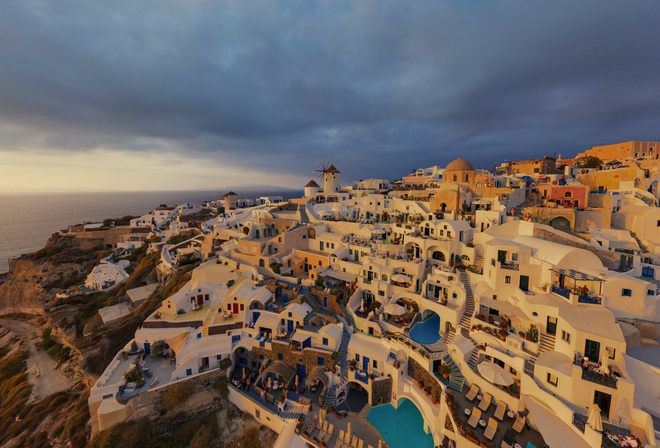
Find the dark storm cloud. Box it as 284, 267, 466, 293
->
1, 0, 659, 183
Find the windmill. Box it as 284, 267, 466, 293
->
313, 152, 340, 194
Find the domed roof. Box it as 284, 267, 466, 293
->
445, 156, 474, 171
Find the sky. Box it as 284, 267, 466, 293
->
1, 0, 659, 193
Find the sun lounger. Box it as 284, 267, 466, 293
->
479, 393, 492, 411
334, 430, 346, 448
317, 420, 328, 439
357, 439, 364, 448
484, 418, 498, 440
344, 431, 352, 444
494, 399, 507, 420
512, 415, 526, 433
466, 383, 479, 401
322, 424, 334, 445
351, 435, 358, 448
468, 407, 482, 428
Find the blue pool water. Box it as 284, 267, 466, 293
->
409, 313, 442, 345
367, 399, 434, 448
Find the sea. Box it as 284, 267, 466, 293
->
0, 189, 302, 274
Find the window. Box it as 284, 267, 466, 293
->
382, 274, 388, 281
356, 354, 360, 361
322, 338, 328, 346
378, 290, 384, 296
605, 347, 616, 359
278, 354, 283, 360
547, 373, 558, 386
622, 289, 632, 297
491, 258, 496, 266
452, 293, 457, 299
649, 290, 656, 296
562, 330, 570, 343
512, 253, 518, 261
217, 354, 222, 360
373, 359, 378, 369
505, 276, 511, 284
318, 357, 325, 366
657, 220, 660, 227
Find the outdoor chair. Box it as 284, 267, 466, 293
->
317, 420, 328, 439
484, 418, 498, 440
512, 415, 526, 433
334, 430, 346, 448
322, 424, 334, 445
344, 431, 352, 444
466, 383, 479, 401
479, 393, 492, 411
468, 407, 482, 428
501, 428, 516, 448
494, 399, 507, 420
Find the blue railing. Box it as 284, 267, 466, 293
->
577, 294, 602, 305
572, 413, 586, 433
354, 370, 369, 384
552, 285, 571, 300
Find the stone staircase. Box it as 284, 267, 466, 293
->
442, 354, 465, 392
630, 231, 649, 253
278, 404, 307, 420
467, 346, 479, 370
458, 271, 475, 335
202, 309, 215, 337
524, 333, 555, 377
474, 254, 484, 273
325, 327, 351, 408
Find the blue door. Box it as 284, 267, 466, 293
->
253, 311, 260, 321
324, 297, 328, 307
363, 356, 370, 371
186, 368, 192, 376
288, 320, 294, 332
643, 266, 654, 278
297, 364, 306, 379
144, 342, 150, 355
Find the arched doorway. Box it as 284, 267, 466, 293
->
550, 216, 571, 231
432, 251, 445, 262
336, 381, 369, 413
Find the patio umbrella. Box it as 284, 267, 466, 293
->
391, 274, 410, 283
242, 367, 246, 379
378, 440, 382, 448
267, 376, 272, 390
477, 361, 514, 386
600, 353, 609, 374
295, 375, 299, 387
383, 303, 406, 315
587, 404, 603, 432
346, 423, 351, 440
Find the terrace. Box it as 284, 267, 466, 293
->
447, 384, 546, 448
550, 268, 604, 306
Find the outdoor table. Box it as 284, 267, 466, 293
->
507, 411, 515, 419
464, 408, 471, 416
479, 420, 487, 427
477, 395, 483, 401
514, 444, 522, 448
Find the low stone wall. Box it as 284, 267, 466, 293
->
142, 320, 203, 329
208, 322, 243, 335
407, 358, 443, 401
251, 342, 334, 381
371, 376, 392, 406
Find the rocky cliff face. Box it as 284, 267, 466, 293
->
0, 258, 86, 315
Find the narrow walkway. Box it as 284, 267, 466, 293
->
325, 327, 351, 408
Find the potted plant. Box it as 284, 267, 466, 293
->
349, 359, 356, 371
424, 386, 431, 396
417, 380, 423, 389
296, 423, 302, 434
431, 394, 438, 405
438, 363, 452, 379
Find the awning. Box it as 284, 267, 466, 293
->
550, 268, 604, 282
292, 332, 311, 343
523, 395, 591, 448
255, 313, 282, 330
321, 268, 356, 283
166, 332, 190, 354
478, 298, 530, 320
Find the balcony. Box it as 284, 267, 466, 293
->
500, 261, 519, 271
577, 294, 602, 305
551, 285, 571, 299
581, 367, 618, 389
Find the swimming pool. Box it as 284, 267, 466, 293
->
366, 399, 434, 448
409, 313, 442, 345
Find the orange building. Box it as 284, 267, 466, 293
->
576, 141, 660, 162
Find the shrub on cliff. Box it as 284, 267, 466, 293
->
161, 382, 194, 409
31, 245, 63, 260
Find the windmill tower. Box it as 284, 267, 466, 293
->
314, 153, 341, 194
